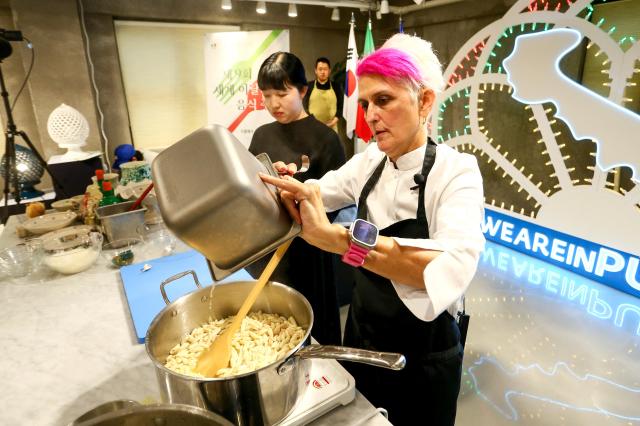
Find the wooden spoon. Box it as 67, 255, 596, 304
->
195, 239, 293, 377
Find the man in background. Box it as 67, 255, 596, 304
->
303, 57, 343, 132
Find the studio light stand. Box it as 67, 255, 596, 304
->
1, 30, 62, 224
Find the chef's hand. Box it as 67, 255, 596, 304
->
273, 161, 298, 177
259, 173, 337, 251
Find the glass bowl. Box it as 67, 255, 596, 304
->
0, 241, 43, 278
42, 232, 103, 275
136, 223, 176, 259
102, 237, 143, 268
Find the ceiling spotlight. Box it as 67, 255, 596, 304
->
413, 0, 425, 4
221, 0, 232, 10
380, 0, 389, 14
288, 3, 297, 17
331, 7, 340, 21
256, 1, 266, 14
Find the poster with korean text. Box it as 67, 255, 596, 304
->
205, 30, 289, 147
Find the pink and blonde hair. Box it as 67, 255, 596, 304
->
357, 48, 422, 87
356, 33, 444, 95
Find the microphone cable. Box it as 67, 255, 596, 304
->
9, 36, 34, 112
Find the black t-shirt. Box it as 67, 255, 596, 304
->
247, 114, 346, 345
249, 114, 345, 181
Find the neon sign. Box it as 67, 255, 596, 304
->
483, 207, 640, 300
434, 0, 640, 292
467, 355, 640, 422
471, 242, 640, 420
503, 28, 640, 182
480, 243, 640, 336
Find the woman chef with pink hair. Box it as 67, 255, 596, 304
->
261, 34, 485, 425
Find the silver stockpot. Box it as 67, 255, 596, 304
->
70, 401, 233, 426
145, 271, 406, 426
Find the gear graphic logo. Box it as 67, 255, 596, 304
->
432, 0, 640, 259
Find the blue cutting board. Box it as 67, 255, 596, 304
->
119, 250, 253, 343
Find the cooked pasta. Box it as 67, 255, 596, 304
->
164, 311, 306, 378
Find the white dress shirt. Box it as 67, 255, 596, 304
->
312, 142, 485, 321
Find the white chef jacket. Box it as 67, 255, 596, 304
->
311, 142, 485, 322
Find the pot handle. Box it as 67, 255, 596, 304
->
160, 270, 203, 305
295, 344, 406, 370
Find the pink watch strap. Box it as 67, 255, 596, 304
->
342, 243, 370, 267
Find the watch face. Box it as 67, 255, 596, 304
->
352, 219, 378, 248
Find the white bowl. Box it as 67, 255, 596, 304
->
43, 232, 103, 275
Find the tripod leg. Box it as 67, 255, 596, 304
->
2, 131, 17, 224
16, 130, 67, 198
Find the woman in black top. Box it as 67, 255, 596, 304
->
248, 51, 346, 344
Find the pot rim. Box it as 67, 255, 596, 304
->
72, 403, 235, 426
144, 280, 314, 382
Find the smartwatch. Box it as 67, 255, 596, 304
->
342, 218, 379, 267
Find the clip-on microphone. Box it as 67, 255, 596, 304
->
410, 173, 426, 191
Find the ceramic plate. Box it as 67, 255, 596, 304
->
22, 211, 77, 235
51, 199, 75, 212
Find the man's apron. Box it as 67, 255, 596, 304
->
308, 81, 337, 132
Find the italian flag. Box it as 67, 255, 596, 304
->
355, 19, 375, 143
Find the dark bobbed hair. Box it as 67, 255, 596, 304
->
257, 52, 307, 92
315, 57, 331, 68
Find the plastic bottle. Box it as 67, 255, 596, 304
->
99, 181, 121, 206
95, 169, 105, 193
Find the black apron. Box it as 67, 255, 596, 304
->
343, 139, 463, 426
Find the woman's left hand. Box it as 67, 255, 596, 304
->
259, 173, 337, 251
272, 161, 298, 177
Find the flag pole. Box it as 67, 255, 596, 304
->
350, 14, 358, 159
343, 12, 359, 157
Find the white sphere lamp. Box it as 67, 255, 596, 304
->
47, 103, 101, 164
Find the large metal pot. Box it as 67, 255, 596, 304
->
145, 271, 405, 426
70, 402, 233, 426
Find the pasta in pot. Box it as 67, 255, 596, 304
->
164, 311, 306, 378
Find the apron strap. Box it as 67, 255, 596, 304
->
357, 138, 439, 222
357, 156, 387, 220
415, 138, 438, 223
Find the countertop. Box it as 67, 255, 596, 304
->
0, 214, 391, 426
5, 212, 639, 425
